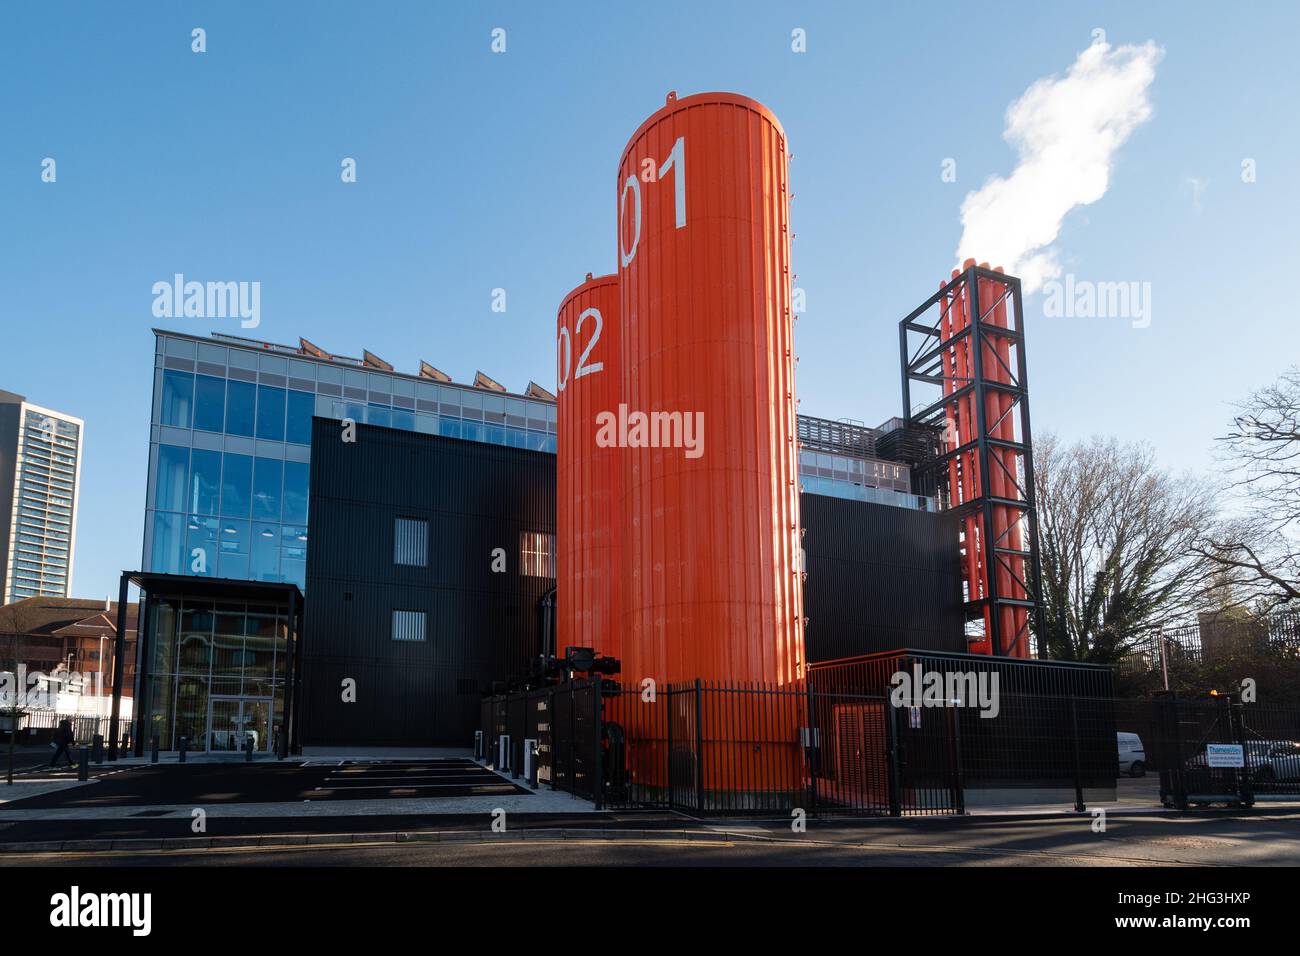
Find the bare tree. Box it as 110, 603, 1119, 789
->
1192, 367, 1300, 607
1035, 433, 1220, 662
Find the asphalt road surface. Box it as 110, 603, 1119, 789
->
7, 811, 1300, 867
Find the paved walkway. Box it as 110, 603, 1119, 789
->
0, 753, 599, 819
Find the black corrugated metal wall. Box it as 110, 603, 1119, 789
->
801, 493, 966, 661
302, 419, 555, 746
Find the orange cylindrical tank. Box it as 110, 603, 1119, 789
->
556, 274, 623, 663
616, 91, 804, 691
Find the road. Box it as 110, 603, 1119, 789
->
6, 811, 1300, 866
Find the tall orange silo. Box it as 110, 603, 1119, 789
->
556, 273, 622, 662
616, 91, 804, 691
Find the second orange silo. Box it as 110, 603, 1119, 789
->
556, 274, 623, 661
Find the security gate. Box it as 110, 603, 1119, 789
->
1149, 692, 1300, 807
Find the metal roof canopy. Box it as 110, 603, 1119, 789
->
122, 571, 302, 604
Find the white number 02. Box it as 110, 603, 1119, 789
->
557, 307, 604, 390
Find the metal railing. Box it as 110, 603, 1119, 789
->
480, 679, 1121, 816
1113, 693, 1300, 806
1116, 610, 1300, 677
9, 709, 128, 749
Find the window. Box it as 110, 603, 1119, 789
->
155, 445, 189, 512
225, 380, 256, 437
282, 461, 310, 525
186, 515, 219, 577
194, 375, 226, 432
394, 517, 428, 567
392, 609, 426, 642
220, 453, 254, 517
189, 449, 222, 515
251, 523, 280, 582
520, 531, 556, 577
285, 390, 315, 445
161, 370, 194, 428
150, 512, 185, 574
256, 385, 286, 441
252, 457, 283, 521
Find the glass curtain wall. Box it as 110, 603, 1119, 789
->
144, 597, 289, 751
146, 333, 559, 589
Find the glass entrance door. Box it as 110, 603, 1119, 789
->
207, 696, 272, 752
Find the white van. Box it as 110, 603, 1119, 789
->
1117, 732, 1146, 777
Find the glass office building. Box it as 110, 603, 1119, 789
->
0, 391, 84, 604
143, 330, 560, 591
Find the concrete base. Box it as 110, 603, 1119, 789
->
964, 786, 1116, 808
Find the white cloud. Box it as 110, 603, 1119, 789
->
956, 40, 1164, 292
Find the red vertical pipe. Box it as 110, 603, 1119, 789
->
980, 264, 1030, 657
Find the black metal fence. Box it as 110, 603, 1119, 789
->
1111, 693, 1300, 807
8, 709, 128, 748
1116, 610, 1300, 677
480, 678, 1121, 816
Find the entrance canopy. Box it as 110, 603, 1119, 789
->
109, 572, 303, 759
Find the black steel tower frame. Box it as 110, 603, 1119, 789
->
898, 265, 1045, 656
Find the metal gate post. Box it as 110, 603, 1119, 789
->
805, 681, 819, 817
548, 687, 557, 790
885, 702, 902, 817
665, 683, 674, 810
1229, 694, 1254, 808
694, 678, 705, 814
948, 704, 965, 815
1069, 695, 1086, 812
1170, 693, 1188, 811
592, 677, 604, 810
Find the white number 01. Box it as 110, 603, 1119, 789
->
619, 136, 686, 269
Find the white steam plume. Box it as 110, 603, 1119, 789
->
956, 39, 1164, 292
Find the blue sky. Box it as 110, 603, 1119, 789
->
3, 1, 1298, 599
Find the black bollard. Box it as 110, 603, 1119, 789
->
78, 747, 89, 781
178, 736, 188, 763
92, 734, 105, 764
150, 734, 159, 764
244, 735, 253, 762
